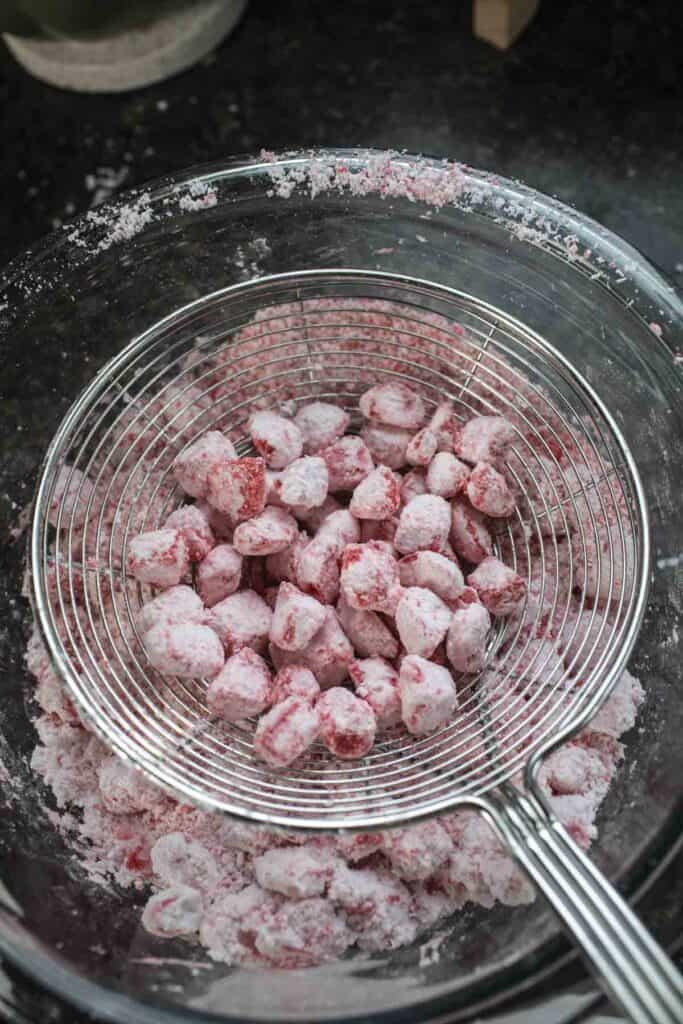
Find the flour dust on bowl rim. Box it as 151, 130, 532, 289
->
1, 149, 682, 1024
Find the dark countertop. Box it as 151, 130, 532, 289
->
2, 0, 682, 280
1, 1, 681, 1021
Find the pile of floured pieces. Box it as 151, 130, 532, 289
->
128, 384, 529, 763
28, 371, 644, 969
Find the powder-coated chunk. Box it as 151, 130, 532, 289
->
446, 602, 491, 674
340, 541, 402, 614
210, 589, 273, 654
144, 621, 225, 679
349, 465, 401, 520
248, 410, 303, 469
455, 416, 516, 466
450, 498, 493, 564
466, 462, 516, 518
269, 583, 327, 651
405, 427, 438, 467
426, 452, 470, 499
270, 665, 320, 705
337, 594, 400, 661
207, 648, 272, 721
359, 382, 426, 430
394, 494, 451, 555
295, 402, 350, 454
206, 457, 267, 522
141, 885, 203, 937
172, 431, 237, 499
254, 697, 321, 768
360, 423, 412, 470
398, 551, 465, 604
164, 504, 216, 561
322, 436, 374, 491
279, 456, 329, 510
467, 557, 527, 616
317, 687, 377, 759
395, 587, 452, 658
137, 584, 207, 633
400, 467, 428, 505
127, 528, 190, 588
196, 544, 243, 607
399, 655, 457, 736
233, 507, 298, 556
349, 657, 402, 730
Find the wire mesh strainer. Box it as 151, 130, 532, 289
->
30, 270, 681, 1023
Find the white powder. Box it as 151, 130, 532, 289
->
84, 192, 154, 251
175, 180, 218, 213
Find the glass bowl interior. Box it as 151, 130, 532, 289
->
0, 150, 681, 1024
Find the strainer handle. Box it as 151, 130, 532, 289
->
490, 788, 683, 1024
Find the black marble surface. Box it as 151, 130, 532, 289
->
2, 0, 683, 280
0, 0, 681, 1021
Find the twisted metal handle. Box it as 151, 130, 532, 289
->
485, 786, 683, 1024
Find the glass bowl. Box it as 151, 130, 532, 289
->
0, 149, 681, 1024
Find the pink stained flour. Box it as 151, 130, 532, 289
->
25, 299, 645, 970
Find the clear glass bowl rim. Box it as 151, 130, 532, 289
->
1, 147, 681, 1024
1, 147, 681, 354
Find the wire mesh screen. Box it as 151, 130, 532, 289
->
30, 271, 648, 829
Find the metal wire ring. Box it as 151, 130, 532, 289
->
30, 270, 649, 830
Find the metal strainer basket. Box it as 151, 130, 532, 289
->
30, 270, 682, 1024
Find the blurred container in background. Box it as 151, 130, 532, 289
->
1, 0, 248, 91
